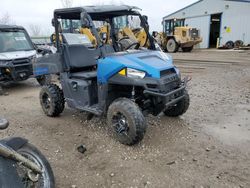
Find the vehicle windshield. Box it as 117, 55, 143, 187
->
0, 30, 34, 53
113, 15, 142, 31
56, 13, 151, 52
63, 33, 93, 47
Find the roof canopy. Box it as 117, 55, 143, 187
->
54, 5, 141, 20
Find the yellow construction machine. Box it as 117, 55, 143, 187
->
153, 18, 202, 53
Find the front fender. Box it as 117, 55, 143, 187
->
0, 137, 28, 151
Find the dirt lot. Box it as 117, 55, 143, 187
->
0, 50, 250, 188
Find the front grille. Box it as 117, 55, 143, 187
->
161, 80, 179, 93
190, 28, 199, 38
160, 68, 176, 77
162, 74, 179, 84
12, 58, 30, 65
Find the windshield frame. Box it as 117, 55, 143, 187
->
0, 28, 35, 53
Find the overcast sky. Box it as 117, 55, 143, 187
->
0, 0, 197, 35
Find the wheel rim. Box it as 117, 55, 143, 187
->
16, 151, 50, 188
112, 112, 129, 135
167, 40, 176, 52
42, 93, 51, 110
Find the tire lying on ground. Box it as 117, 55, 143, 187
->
40, 84, 65, 117
225, 41, 234, 49
107, 98, 147, 145
164, 90, 190, 117
234, 40, 243, 48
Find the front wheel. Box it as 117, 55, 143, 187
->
164, 91, 190, 117
107, 98, 147, 145
17, 143, 55, 188
166, 38, 179, 53
40, 84, 65, 117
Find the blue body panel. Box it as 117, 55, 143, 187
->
97, 50, 177, 84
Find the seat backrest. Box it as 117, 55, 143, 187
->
63, 44, 98, 70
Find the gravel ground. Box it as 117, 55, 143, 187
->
0, 50, 250, 188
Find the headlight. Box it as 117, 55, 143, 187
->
0, 60, 11, 67
118, 68, 146, 79
30, 55, 37, 64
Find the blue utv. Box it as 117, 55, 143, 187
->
34, 5, 190, 145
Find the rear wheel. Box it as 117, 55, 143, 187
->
164, 91, 190, 117
166, 38, 179, 53
182, 46, 193, 52
16, 143, 55, 188
40, 84, 65, 117
107, 98, 147, 145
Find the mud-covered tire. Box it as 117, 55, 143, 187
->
107, 98, 147, 146
17, 143, 55, 188
40, 84, 65, 117
182, 46, 193, 52
36, 75, 52, 86
166, 38, 179, 53
164, 91, 190, 117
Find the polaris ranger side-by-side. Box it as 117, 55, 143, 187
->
35, 5, 190, 145
0, 25, 50, 92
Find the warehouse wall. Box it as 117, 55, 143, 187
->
221, 1, 250, 46
163, 0, 250, 48
185, 15, 210, 48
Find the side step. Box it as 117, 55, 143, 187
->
76, 104, 103, 116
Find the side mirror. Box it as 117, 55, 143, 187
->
0, 118, 9, 130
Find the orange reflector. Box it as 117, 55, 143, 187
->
118, 69, 126, 76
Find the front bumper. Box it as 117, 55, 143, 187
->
143, 78, 187, 108
109, 71, 189, 115
0, 60, 33, 81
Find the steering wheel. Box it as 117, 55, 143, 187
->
118, 37, 140, 50
125, 42, 140, 50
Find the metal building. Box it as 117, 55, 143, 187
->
163, 0, 250, 48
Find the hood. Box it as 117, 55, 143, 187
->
0, 50, 36, 60
98, 50, 175, 83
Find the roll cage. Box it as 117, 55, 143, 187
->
53, 6, 156, 55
